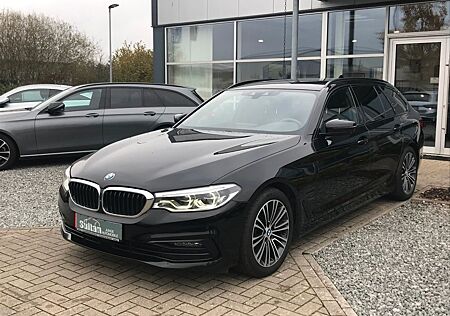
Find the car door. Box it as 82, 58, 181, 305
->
309, 86, 372, 220
34, 88, 105, 153
102, 87, 164, 145
351, 84, 403, 188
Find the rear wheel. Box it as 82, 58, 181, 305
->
238, 188, 293, 277
0, 134, 18, 171
390, 147, 418, 201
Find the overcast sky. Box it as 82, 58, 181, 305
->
0, 0, 153, 59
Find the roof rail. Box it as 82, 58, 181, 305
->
73, 82, 197, 90
227, 78, 289, 89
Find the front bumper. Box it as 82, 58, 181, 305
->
58, 187, 247, 270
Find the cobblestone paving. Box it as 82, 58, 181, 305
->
0, 159, 448, 316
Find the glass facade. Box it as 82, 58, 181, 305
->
167, 63, 233, 98
166, 7, 387, 98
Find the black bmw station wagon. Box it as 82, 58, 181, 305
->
59, 78, 423, 277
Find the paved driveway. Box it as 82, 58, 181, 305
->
0, 159, 448, 316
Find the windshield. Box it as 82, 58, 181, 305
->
179, 89, 318, 134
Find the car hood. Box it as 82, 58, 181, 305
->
0, 103, 36, 111
71, 128, 301, 192
0, 108, 33, 121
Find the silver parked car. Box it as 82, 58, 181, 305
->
0, 84, 71, 111
0, 83, 203, 170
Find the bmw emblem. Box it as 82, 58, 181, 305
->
104, 173, 116, 181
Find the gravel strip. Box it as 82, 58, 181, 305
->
314, 201, 450, 316
0, 159, 73, 228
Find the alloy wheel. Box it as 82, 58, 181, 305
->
0, 138, 10, 168
401, 152, 417, 195
252, 199, 290, 268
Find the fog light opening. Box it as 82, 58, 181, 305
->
173, 241, 204, 248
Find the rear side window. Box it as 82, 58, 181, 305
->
381, 87, 408, 114
375, 86, 396, 118
322, 87, 360, 124
110, 88, 142, 109
155, 90, 197, 107
143, 89, 163, 107
352, 85, 392, 122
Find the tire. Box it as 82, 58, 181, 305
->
0, 134, 18, 171
390, 147, 418, 201
238, 188, 294, 278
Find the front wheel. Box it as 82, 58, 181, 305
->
0, 134, 18, 171
238, 188, 294, 278
390, 147, 418, 201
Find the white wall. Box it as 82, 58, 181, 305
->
157, 0, 399, 25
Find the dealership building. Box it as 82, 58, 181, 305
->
151, 0, 450, 157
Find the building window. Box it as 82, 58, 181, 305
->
238, 17, 292, 60
237, 14, 322, 60
237, 61, 290, 82
328, 7, 385, 55
326, 57, 383, 79
298, 14, 322, 57
167, 63, 233, 99
389, 1, 450, 33
167, 22, 234, 63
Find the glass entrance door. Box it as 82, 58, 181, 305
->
389, 37, 450, 156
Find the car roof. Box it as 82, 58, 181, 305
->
72, 82, 197, 93
1, 84, 71, 96
229, 78, 391, 91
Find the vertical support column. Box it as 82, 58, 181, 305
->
291, 0, 299, 80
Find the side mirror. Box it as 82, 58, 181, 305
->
324, 119, 356, 135
174, 113, 187, 123
47, 102, 65, 115
0, 97, 9, 106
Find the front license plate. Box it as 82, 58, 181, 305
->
75, 213, 122, 242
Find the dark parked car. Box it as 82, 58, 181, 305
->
402, 90, 438, 122
0, 83, 203, 170
59, 78, 423, 277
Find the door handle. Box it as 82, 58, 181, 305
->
144, 111, 156, 116
357, 137, 369, 145
85, 113, 99, 118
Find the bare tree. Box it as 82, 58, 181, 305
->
0, 10, 108, 93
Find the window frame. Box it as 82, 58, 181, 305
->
57, 88, 105, 113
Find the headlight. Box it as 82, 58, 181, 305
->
62, 166, 71, 192
153, 184, 241, 212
